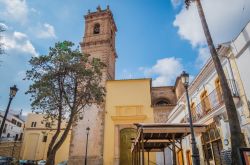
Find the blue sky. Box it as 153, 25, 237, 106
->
0, 0, 250, 114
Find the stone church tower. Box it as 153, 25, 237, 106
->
68, 6, 117, 165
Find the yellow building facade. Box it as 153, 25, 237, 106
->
20, 113, 70, 164
103, 79, 156, 165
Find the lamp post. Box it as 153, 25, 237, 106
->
181, 71, 200, 165
0, 85, 18, 139
85, 127, 90, 165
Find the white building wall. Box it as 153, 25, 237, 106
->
156, 22, 250, 165
160, 54, 243, 165
231, 22, 250, 102
0, 110, 24, 141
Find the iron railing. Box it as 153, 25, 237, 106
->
185, 79, 238, 123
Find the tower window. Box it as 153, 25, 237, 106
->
93, 23, 100, 34
154, 98, 170, 106
31, 122, 37, 127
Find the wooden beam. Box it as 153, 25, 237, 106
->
169, 139, 181, 150
138, 138, 141, 165
148, 151, 149, 165
180, 139, 184, 165
163, 149, 166, 165
172, 134, 177, 165
141, 129, 145, 165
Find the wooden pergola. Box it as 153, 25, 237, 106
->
131, 123, 206, 165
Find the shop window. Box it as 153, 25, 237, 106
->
201, 123, 223, 164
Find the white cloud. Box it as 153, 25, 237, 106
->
30, 8, 40, 15
142, 57, 183, 86
0, 0, 28, 24
173, 0, 250, 68
174, 0, 250, 47
171, 0, 182, 8
0, 22, 8, 30
173, 2, 205, 47
14, 31, 27, 40
36, 23, 56, 39
3, 31, 39, 57
196, 47, 210, 68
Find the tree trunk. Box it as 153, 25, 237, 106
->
45, 113, 74, 165
46, 118, 61, 158
47, 82, 63, 158
195, 0, 245, 164
45, 151, 56, 165
47, 79, 63, 158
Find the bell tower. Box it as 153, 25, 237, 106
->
81, 5, 117, 80
68, 6, 117, 165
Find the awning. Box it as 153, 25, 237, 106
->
131, 123, 206, 165
131, 123, 206, 152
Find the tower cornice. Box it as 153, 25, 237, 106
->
84, 7, 117, 32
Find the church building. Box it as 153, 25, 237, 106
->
19, 5, 250, 165
68, 6, 183, 165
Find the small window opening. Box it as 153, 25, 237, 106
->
93, 23, 100, 34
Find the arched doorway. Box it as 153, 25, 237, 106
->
120, 128, 137, 165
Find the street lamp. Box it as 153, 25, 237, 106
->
85, 127, 90, 165
181, 71, 200, 165
0, 85, 18, 139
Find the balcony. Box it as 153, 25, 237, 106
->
185, 79, 238, 123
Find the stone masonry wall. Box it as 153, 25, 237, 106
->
0, 141, 22, 159
69, 7, 116, 165
153, 105, 176, 123
151, 87, 177, 123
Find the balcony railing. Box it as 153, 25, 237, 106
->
185, 79, 238, 123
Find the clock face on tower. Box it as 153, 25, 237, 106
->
93, 23, 100, 34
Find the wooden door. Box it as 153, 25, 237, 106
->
212, 140, 223, 165
215, 78, 223, 103
120, 128, 137, 165
200, 90, 211, 112
177, 149, 184, 165
186, 150, 192, 165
